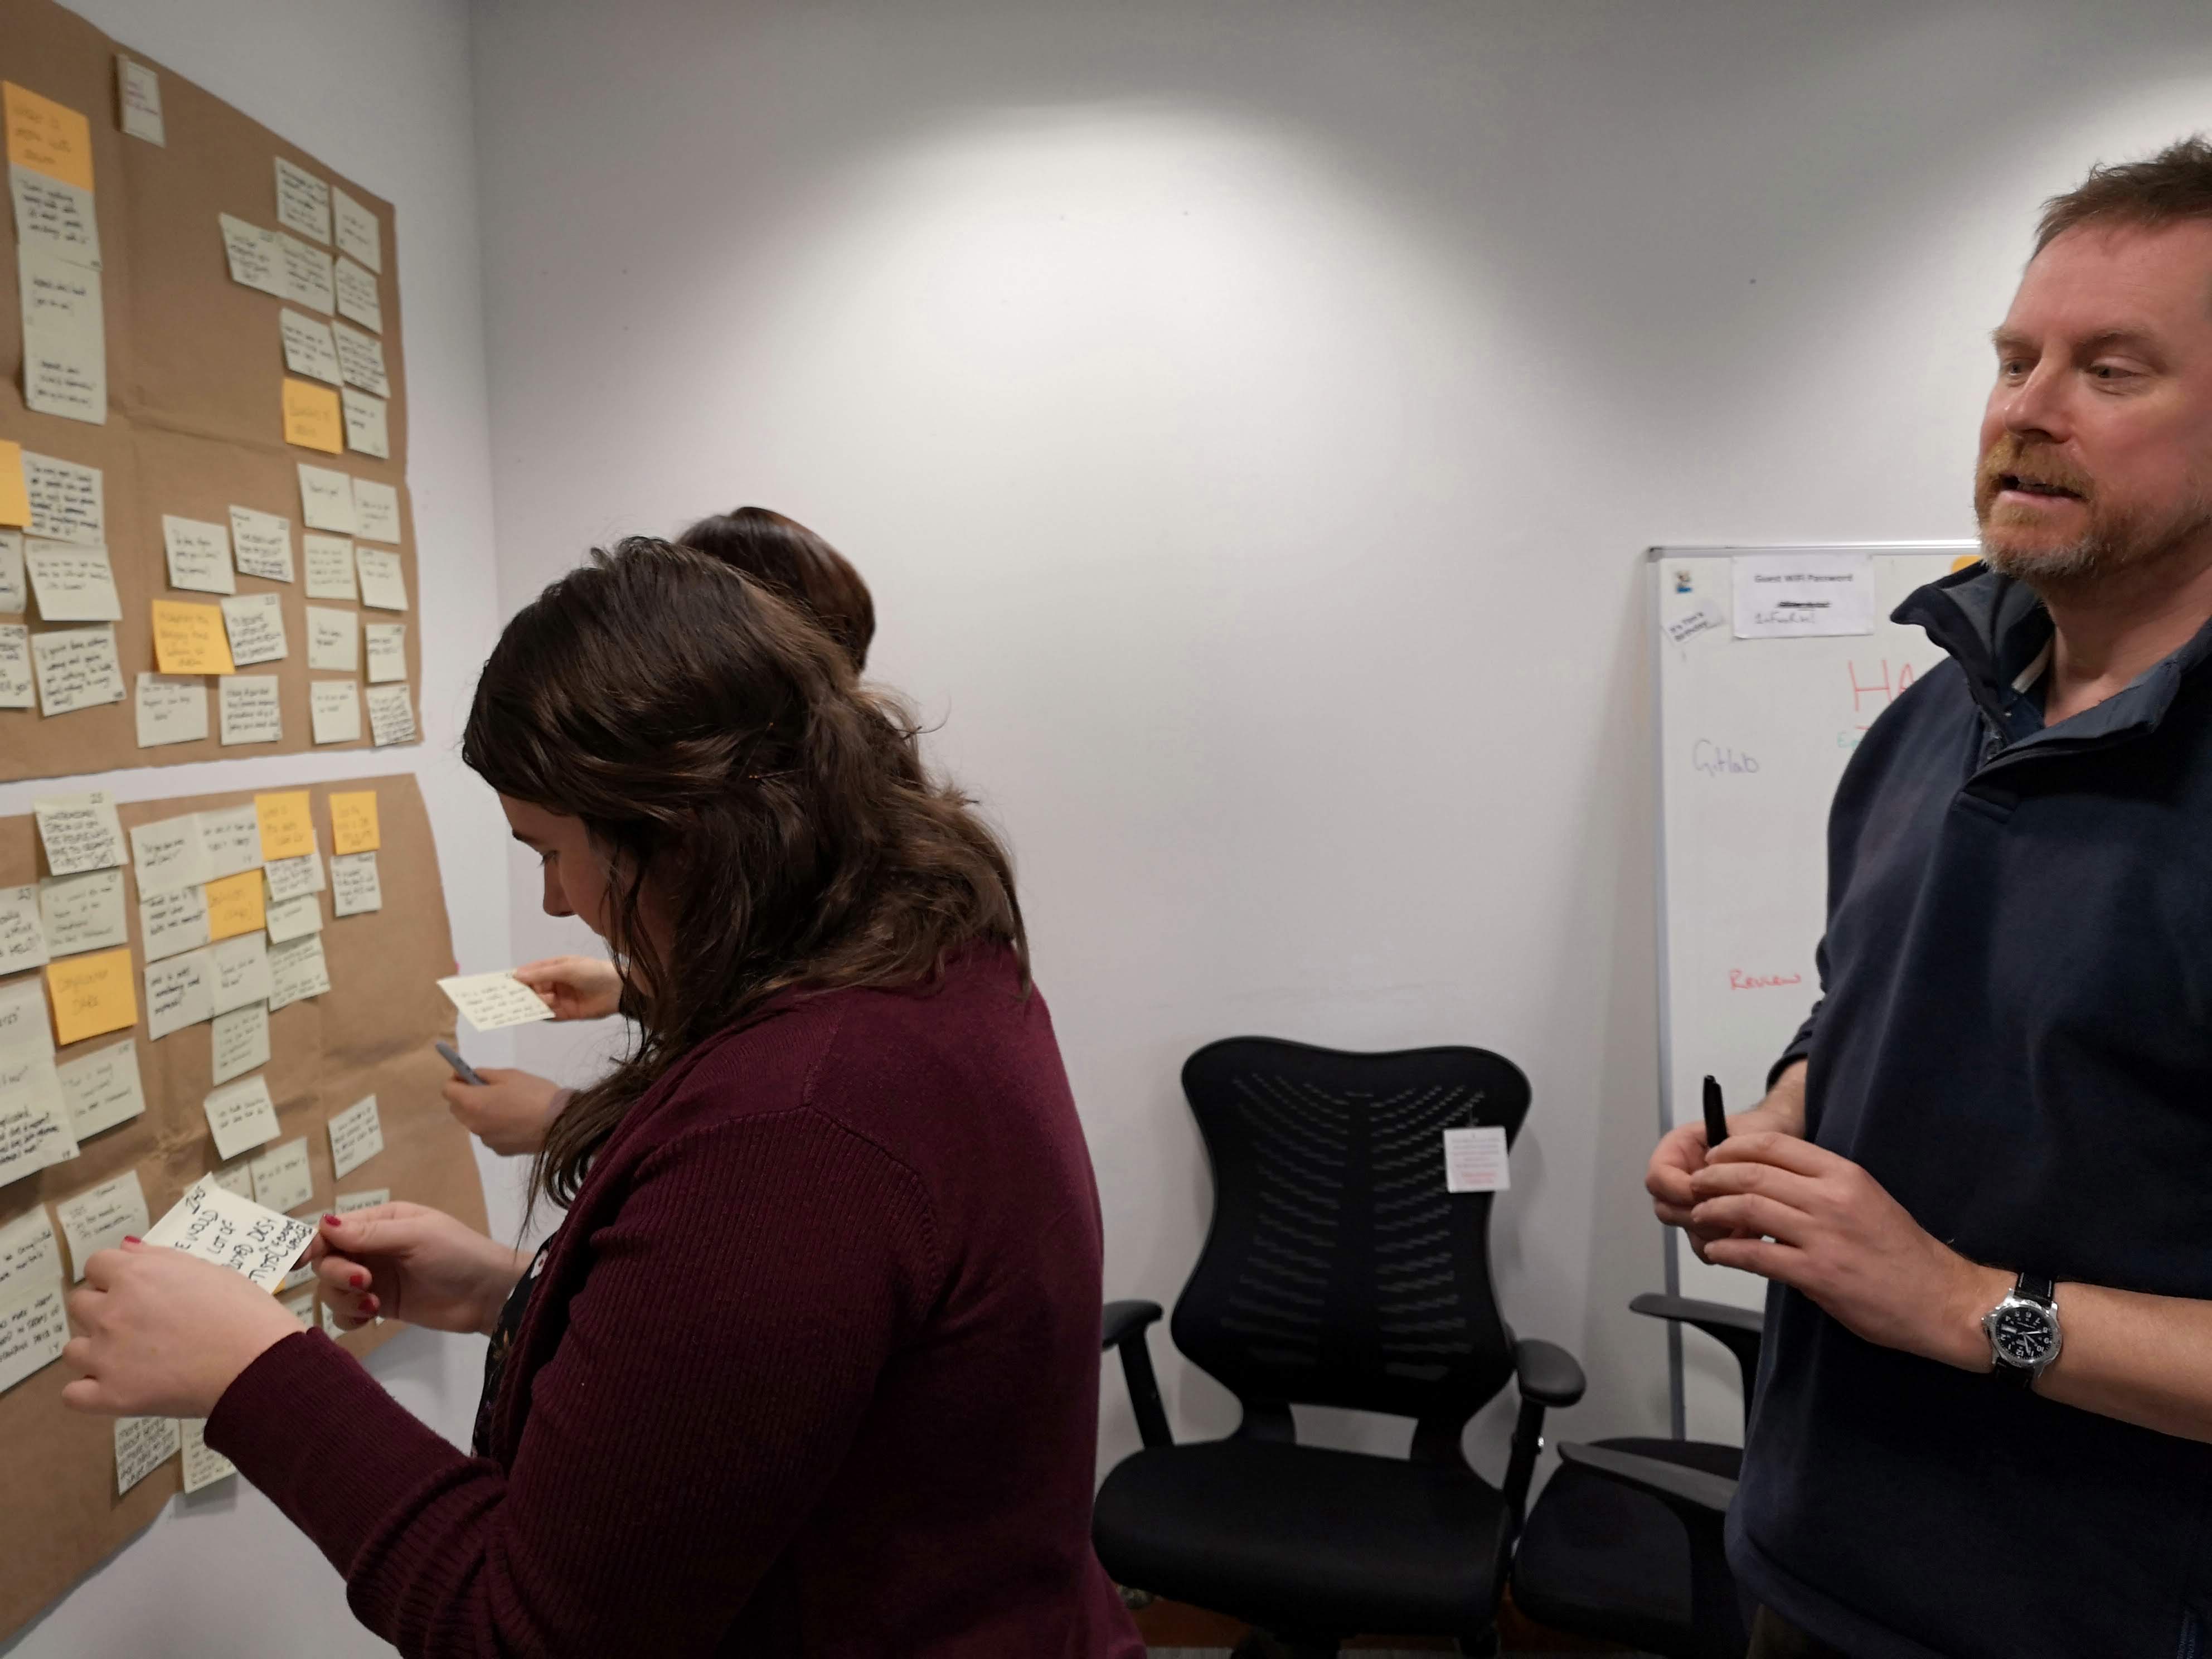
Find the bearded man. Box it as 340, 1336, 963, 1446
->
1646, 137, 2212, 1659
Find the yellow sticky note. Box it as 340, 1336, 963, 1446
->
4, 83, 94, 193
205, 870, 266, 940
47, 948, 135, 1046
0, 440, 28, 528
152, 600, 235, 674
282, 378, 344, 455
255, 791, 314, 861
328, 790, 380, 854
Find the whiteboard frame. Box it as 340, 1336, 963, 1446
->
1645, 541, 1976, 1436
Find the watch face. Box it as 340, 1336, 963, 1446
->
1995, 1303, 2056, 1365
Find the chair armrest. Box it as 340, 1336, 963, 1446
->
1630, 1292, 1763, 1420
1514, 1337, 1587, 1407
1102, 1299, 1163, 1351
1555, 1441, 1738, 1514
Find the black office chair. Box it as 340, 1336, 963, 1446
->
1094, 1037, 1585, 1659
1510, 1293, 1763, 1658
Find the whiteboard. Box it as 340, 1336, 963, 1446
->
1652, 544, 1969, 1442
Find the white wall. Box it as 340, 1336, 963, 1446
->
2, 1, 508, 1655
470, 0, 2212, 1483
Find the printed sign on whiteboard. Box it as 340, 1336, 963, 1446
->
1731, 551, 1876, 639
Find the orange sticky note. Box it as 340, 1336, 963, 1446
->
282, 378, 344, 454
4, 83, 94, 193
328, 790, 380, 854
205, 869, 266, 940
255, 790, 314, 861
0, 440, 28, 528
152, 600, 234, 674
46, 948, 135, 1046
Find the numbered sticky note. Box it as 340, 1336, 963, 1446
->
328, 790, 379, 853
254, 792, 314, 861
45, 947, 135, 1045
436, 972, 555, 1032
203, 870, 266, 942
151, 600, 234, 675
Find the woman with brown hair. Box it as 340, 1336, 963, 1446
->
444, 505, 877, 1156
57, 539, 1143, 1658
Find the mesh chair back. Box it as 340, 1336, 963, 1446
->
1171, 1036, 1532, 1440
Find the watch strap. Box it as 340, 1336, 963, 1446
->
2015, 1271, 2055, 1308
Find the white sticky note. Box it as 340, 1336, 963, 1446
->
276, 232, 334, 313
297, 464, 356, 533
130, 815, 212, 898
365, 682, 415, 747
363, 622, 405, 683
219, 213, 283, 297
208, 932, 273, 1015
249, 1135, 312, 1213
19, 246, 106, 424
40, 868, 128, 956
33, 791, 127, 876
145, 949, 214, 1040
0, 1278, 69, 1394
118, 59, 163, 145
135, 673, 208, 748
218, 674, 282, 745
57, 1036, 144, 1139
180, 1418, 235, 1492
341, 389, 389, 461
0, 976, 53, 1056
350, 479, 399, 545
0, 531, 23, 612
302, 533, 356, 599
228, 506, 294, 583
208, 1159, 255, 1200
32, 624, 125, 716
202, 1075, 279, 1161
331, 321, 388, 398
304, 605, 357, 672
263, 853, 318, 904
334, 1187, 387, 1214
1731, 551, 1878, 640
267, 934, 330, 1010
139, 884, 210, 963
25, 539, 119, 621
22, 451, 102, 545
310, 680, 359, 745
331, 852, 380, 917
161, 514, 234, 595
197, 806, 263, 880
0, 885, 48, 974
57, 1171, 147, 1280
11, 165, 100, 268
0, 1207, 60, 1298
327, 1094, 382, 1178
354, 546, 406, 612
438, 972, 556, 1032
331, 187, 379, 273
264, 892, 322, 944
274, 158, 331, 245
278, 309, 342, 386
117, 1414, 181, 1495
220, 592, 287, 667
0, 1050, 76, 1190
1442, 1125, 1511, 1194
210, 1001, 268, 1086
333, 255, 380, 333
0, 624, 30, 709
144, 1176, 315, 1291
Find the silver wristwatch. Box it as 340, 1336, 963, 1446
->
1982, 1272, 2060, 1389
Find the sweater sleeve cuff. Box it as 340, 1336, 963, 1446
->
205, 1330, 483, 1578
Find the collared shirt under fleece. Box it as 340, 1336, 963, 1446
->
1729, 565, 2212, 1659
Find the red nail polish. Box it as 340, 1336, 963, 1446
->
349, 1272, 366, 1290
360, 1297, 380, 1315
122, 1235, 140, 1244
322, 1215, 341, 1227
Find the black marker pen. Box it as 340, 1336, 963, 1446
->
1702, 1074, 1728, 1148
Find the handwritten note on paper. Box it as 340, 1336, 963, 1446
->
219, 676, 281, 746
274, 157, 330, 244
0, 884, 47, 973
46, 947, 135, 1045
31, 624, 124, 716
339, 387, 389, 459
207, 931, 272, 1013
328, 791, 380, 853
0, 1050, 76, 1189
57, 1036, 143, 1139
332, 186, 379, 272
333, 255, 381, 333
277, 233, 334, 314
180, 1419, 235, 1492
282, 377, 345, 455
351, 478, 400, 544
277, 309, 342, 384
363, 623, 405, 684
18, 246, 105, 424
139, 884, 210, 963
39, 868, 127, 956
33, 790, 126, 875
354, 547, 406, 611
57, 1171, 147, 1282
3, 83, 93, 191
228, 506, 293, 583
24, 539, 118, 621
201, 1073, 279, 1161
263, 853, 318, 904
144, 949, 212, 1041
134, 673, 207, 748
302, 532, 355, 600
210, 1000, 268, 1086
203, 872, 265, 946
0, 625, 30, 708
255, 792, 314, 861
1730, 552, 1878, 640
264, 892, 322, 945
145, 1176, 315, 1291
11, 166, 99, 268
326, 1093, 383, 1179
331, 852, 381, 916
22, 451, 100, 544
0, 1280, 68, 1394
218, 213, 283, 296
198, 806, 261, 880
130, 814, 212, 896
0, 1207, 59, 1297
117, 59, 163, 146
365, 683, 416, 748
438, 972, 557, 1033
0, 529, 23, 608
151, 599, 234, 673
335, 1187, 387, 1214
268, 934, 330, 1011
297, 463, 356, 533
310, 681, 360, 745
219, 591, 288, 667
115, 1414, 181, 1495
249, 1136, 312, 1214
303, 605, 357, 672
0, 973, 51, 1053
331, 320, 388, 397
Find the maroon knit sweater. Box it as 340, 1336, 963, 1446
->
206, 949, 1145, 1658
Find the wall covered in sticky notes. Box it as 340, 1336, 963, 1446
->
0, 773, 482, 1640
0, 0, 422, 782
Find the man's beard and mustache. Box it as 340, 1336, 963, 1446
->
1976, 433, 2212, 586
